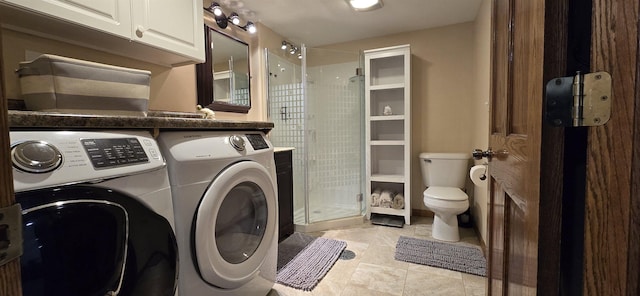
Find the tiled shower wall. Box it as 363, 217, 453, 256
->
268, 51, 363, 223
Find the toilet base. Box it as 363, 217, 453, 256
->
432, 214, 460, 242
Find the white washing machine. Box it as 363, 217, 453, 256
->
157, 131, 278, 296
11, 130, 178, 296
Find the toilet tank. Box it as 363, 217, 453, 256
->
419, 153, 469, 188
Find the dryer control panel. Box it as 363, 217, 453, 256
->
245, 133, 269, 150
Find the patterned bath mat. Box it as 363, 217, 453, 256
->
394, 236, 487, 276
277, 232, 347, 291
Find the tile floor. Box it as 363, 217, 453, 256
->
268, 216, 487, 296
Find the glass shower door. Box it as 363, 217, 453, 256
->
304, 46, 364, 223
266, 46, 364, 225
266, 50, 307, 224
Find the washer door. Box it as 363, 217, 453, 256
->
17, 185, 178, 296
195, 161, 277, 289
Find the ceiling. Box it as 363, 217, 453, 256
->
216, 0, 483, 47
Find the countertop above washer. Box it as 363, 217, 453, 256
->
8, 110, 274, 132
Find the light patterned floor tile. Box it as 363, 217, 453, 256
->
407, 263, 463, 280
341, 284, 400, 296
349, 263, 406, 296
403, 270, 466, 296
360, 243, 409, 269
271, 217, 486, 296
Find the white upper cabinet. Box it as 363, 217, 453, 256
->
131, 0, 204, 62
3, 0, 132, 38
0, 0, 205, 66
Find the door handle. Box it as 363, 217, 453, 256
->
472, 148, 495, 160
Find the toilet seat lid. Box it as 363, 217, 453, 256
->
424, 186, 468, 201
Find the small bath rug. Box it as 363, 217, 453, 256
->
277, 232, 317, 271
394, 236, 487, 276
276, 232, 347, 291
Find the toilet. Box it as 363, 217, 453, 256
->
419, 152, 470, 242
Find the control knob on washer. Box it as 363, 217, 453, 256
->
11, 140, 63, 173
229, 135, 245, 151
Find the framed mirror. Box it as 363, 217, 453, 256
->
196, 24, 251, 113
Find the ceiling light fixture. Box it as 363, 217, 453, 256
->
205, 3, 257, 34
281, 40, 301, 57
347, 0, 383, 11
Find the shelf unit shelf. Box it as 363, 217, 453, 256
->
370, 140, 405, 146
370, 115, 405, 121
365, 44, 411, 225
370, 83, 405, 91
370, 174, 405, 183
370, 207, 406, 216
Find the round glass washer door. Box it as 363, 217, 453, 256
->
195, 160, 277, 289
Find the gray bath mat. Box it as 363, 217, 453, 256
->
277, 232, 347, 291
394, 236, 487, 276
277, 232, 317, 271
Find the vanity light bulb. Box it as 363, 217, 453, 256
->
229, 13, 240, 25
211, 4, 223, 16
281, 42, 288, 50
246, 22, 256, 34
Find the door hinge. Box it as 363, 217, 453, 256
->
544, 71, 612, 127
0, 204, 23, 266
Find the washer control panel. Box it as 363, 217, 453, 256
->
81, 138, 149, 168
10, 130, 164, 192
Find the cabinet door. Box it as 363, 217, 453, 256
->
275, 150, 294, 242
4, 0, 131, 38
131, 0, 205, 62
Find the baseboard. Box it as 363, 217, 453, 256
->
473, 221, 488, 257
412, 209, 434, 217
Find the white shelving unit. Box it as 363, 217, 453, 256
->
364, 44, 411, 225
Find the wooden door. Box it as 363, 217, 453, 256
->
486, 0, 568, 294
0, 27, 22, 296
584, 0, 640, 295
488, 0, 640, 295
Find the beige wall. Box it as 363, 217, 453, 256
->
319, 22, 477, 213
471, 0, 491, 244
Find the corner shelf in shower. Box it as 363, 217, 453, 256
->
364, 44, 411, 225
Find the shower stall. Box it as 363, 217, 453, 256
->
266, 45, 365, 230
